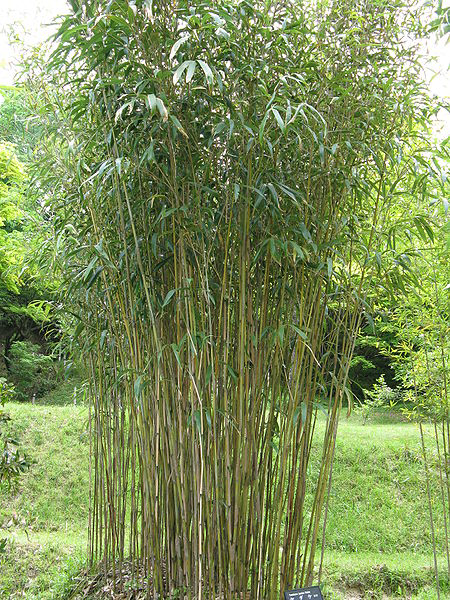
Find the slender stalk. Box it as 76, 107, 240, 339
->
420, 423, 441, 600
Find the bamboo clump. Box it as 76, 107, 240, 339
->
26, 0, 439, 597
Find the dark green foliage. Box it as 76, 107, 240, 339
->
349, 321, 399, 400
0, 90, 61, 390
8, 341, 58, 402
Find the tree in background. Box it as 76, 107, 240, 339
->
0, 92, 60, 398
349, 133, 449, 402
0, 140, 26, 293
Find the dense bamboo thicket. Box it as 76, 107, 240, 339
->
29, 0, 437, 597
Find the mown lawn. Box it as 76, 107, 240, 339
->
0, 394, 448, 599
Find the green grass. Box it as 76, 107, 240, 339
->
0, 394, 449, 599
0, 402, 89, 532
0, 389, 89, 599
37, 374, 87, 407
315, 417, 447, 555
0, 532, 85, 600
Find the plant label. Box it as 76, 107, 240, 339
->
284, 586, 323, 600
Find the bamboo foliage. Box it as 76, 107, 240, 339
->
397, 243, 450, 597
27, 0, 438, 597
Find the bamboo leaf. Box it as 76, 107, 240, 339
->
215, 27, 230, 39
161, 289, 176, 308
146, 94, 157, 111
290, 324, 308, 341
170, 115, 188, 137
169, 36, 188, 61
259, 112, 270, 143
272, 107, 285, 132
205, 364, 213, 387
227, 365, 238, 383
193, 409, 202, 434
134, 376, 143, 399
155, 97, 168, 121
327, 257, 333, 279
186, 60, 196, 83
173, 61, 190, 84
197, 59, 214, 84
171, 344, 181, 367
100, 330, 107, 348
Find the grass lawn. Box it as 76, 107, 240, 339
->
0, 391, 448, 599
0, 396, 89, 599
